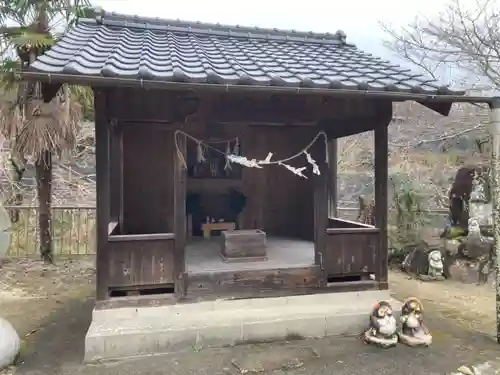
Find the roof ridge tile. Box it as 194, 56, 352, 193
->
80, 11, 348, 45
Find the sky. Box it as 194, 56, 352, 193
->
93, 0, 452, 60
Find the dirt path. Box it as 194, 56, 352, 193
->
0, 257, 95, 337
389, 270, 496, 337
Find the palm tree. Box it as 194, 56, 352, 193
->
0, 0, 94, 263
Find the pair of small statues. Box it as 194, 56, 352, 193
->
363, 297, 432, 348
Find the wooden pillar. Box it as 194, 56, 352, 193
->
328, 138, 338, 218
374, 123, 389, 290
173, 131, 187, 298
109, 121, 123, 230
313, 144, 329, 277
117, 127, 124, 230
94, 89, 111, 301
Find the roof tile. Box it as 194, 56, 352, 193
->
29, 12, 463, 95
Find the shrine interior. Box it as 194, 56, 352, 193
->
117, 111, 320, 275
183, 126, 317, 274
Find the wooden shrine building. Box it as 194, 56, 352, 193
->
23, 12, 466, 309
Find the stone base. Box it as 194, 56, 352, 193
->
84, 290, 402, 362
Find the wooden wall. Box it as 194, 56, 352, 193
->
122, 125, 175, 234
239, 126, 317, 240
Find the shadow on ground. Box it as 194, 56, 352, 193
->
13, 297, 500, 375
16, 298, 93, 375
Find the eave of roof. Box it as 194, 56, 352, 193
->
21, 70, 496, 105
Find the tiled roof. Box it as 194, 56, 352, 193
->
29, 12, 463, 95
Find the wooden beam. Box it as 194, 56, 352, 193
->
328, 138, 338, 217
94, 88, 111, 301
313, 143, 329, 284
109, 120, 123, 226
118, 126, 124, 230
374, 122, 389, 290
173, 131, 187, 299
320, 99, 393, 138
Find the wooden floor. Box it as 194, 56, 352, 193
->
186, 237, 315, 274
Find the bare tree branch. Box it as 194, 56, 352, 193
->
381, 0, 500, 89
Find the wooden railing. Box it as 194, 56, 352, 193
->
107, 223, 176, 289
323, 217, 381, 280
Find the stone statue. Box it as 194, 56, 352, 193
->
398, 297, 432, 347
428, 250, 445, 280
416, 250, 445, 281
0, 317, 20, 370
363, 300, 398, 348
465, 217, 494, 285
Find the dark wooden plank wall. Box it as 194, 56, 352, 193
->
258, 126, 316, 239
186, 266, 321, 300
107, 235, 176, 288
324, 218, 380, 277
122, 125, 175, 234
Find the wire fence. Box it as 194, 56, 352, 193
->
3, 202, 449, 257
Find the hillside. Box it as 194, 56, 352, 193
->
338, 101, 488, 207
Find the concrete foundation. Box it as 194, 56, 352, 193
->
84, 290, 401, 362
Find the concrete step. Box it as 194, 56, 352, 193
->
85, 290, 402, 362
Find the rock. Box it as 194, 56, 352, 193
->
457, 365, 475, 375
472, 362, 495, 375
448, 165, 490, 229
0, 317, 20, 370
444, 238, 462, 257
401, 241, 445, 278
450, 360, 500, 375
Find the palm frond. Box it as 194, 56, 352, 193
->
11, 30, 53, 49
0, 0, 90, 159
70, 84, 93, 119
15, 85, 82, 159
